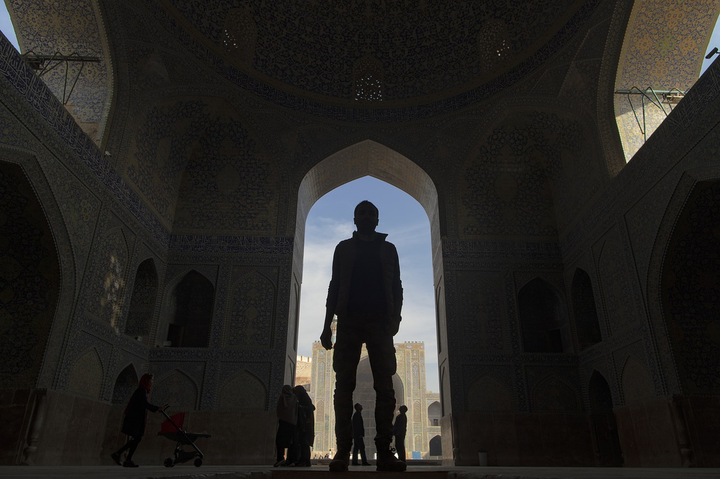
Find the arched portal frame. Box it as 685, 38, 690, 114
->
291, 138, 449, 415
0, 146, 77, 390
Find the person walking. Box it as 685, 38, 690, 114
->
393, 405, 408, 462
351, 403, 371, 465
320, 200, 406, 472
111, 373, 166, 467
274, 385, 298, 467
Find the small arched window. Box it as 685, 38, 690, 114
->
166, 270, 214, 347
518, 278, 570, 353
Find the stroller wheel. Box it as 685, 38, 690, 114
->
194, 458, 203, 467
164, 458, 174, 467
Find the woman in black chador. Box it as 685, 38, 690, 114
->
293, 385, 316, 467
274, 385, 298, 467
111, 373, 166, 467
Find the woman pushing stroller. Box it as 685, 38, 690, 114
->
111, 373, 167, 467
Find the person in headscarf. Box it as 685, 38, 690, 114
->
111, 373, 166, 467
274, 385, 298, 467
293, 385, 316, 467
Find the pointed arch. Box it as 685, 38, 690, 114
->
164, 269, 214, 347
124, 258, 158, 343
621, 356, 655, 404
292, 139, 445, 417
152, 369, 199, 410
112, 363, 139, 404
67, 348, 103, 399
0, 156, 63, 389
218, 369, 267, 411
518, 277, 571, 353
531, 374, 579, 412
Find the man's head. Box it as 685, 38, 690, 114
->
354, 200, 379, 234
354, 403, 363, 411
399, 405, 408, 413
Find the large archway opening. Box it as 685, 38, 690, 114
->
292, 140, 444, 459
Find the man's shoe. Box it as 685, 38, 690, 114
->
122, 460, 139, 468
110, 452, 122, 466
376, 450, 406, 472
329, 451, 350, 472
362, 462, 371, 465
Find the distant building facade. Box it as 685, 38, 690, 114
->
305, 329, 441, 458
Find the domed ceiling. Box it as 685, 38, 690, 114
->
159, 0, 599, 108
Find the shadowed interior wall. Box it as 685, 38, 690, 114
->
0, 161, 60, 390
661, 180, 720, 395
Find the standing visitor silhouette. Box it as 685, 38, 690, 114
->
352, 403, 370, 465
320, 200, 406, 472
393, 405, 408, 461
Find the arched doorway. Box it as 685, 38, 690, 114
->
588, 370, 623, 466
292, 140, 446, 456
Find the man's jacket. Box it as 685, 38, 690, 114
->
326, 232, 403, 323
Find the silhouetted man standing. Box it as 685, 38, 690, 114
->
352, 403, 370, 466
321, 200, 405, 472
393, 405, 408, 462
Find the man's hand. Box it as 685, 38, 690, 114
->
320, 327, 333, 350
386, 319, 400, 336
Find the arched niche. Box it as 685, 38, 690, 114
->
661, 179, 720, 395
518, 277, 571, 353
124, 258, 158, 344
166, 270, 214, 348
429, 434, 442, 457
614, 1, 720, 161
0, 159, 61, 389
5, 0, 114, 146
428, 401, 441, 427
571, 268, 602, 350
152, 369, 199, 411
218, 370, 267, 411
587, 370, 623, 466
112, 363, 139, 404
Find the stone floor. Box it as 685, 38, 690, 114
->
0, 464, 718, 479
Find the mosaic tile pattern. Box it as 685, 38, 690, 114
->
6, 0, 110, 143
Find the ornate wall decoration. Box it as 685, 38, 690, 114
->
126, 100, 211, 227
86, 227, 129, 330
172, 110, 277, 235
465, 374, 515, 412
0, 161, 60, 389
222, 8, 257, 64
455, 271, 505, 351
531, 374, 580, 412
152, 368, 200, 410
217, 369, 267, 410
353, 55, 384, 102
66, 348, 104, 399
6, 0, 111, 143
225, 271, 276, 349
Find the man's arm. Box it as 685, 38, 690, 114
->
387, 243, 403, 336
320, 245, 340, 349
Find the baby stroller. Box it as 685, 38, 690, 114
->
158, 410, 211, 467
